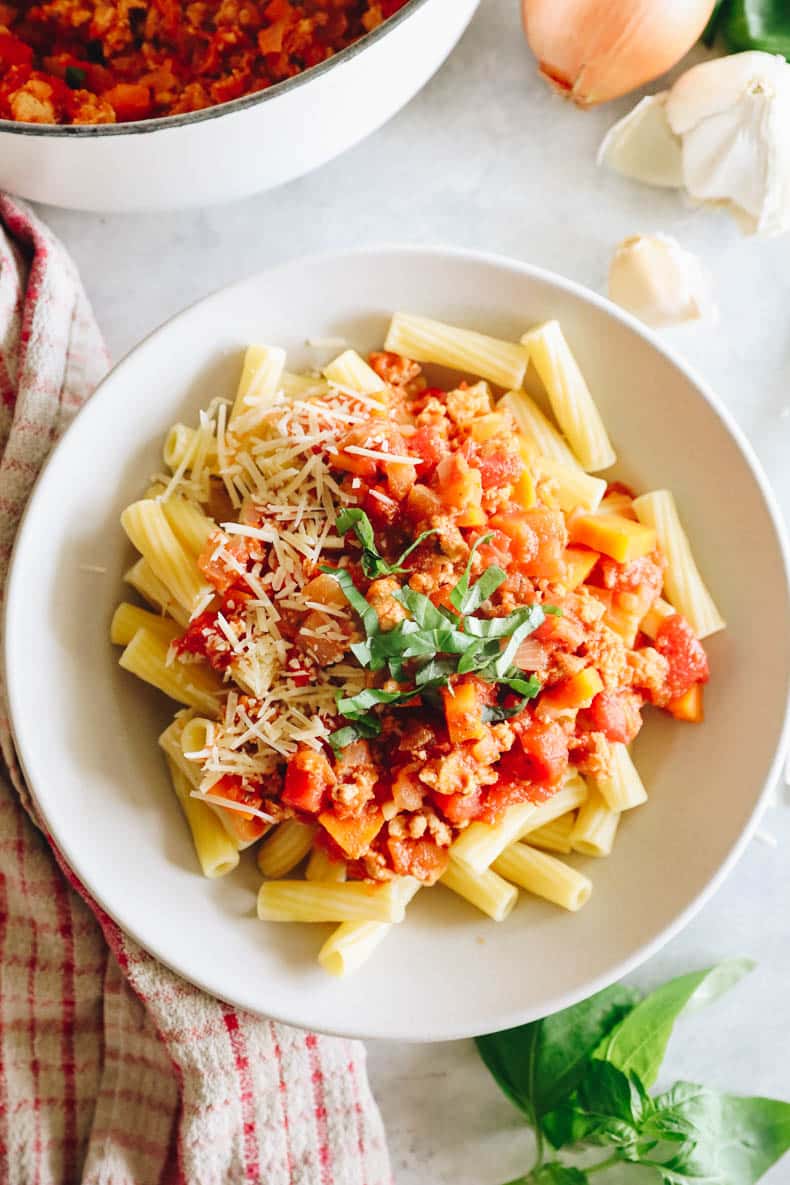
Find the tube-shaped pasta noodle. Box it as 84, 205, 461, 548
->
596, 745, 647, 813
440, 858, 518, 921
385, 313, 527, 390
180, 715, 214, 757
281, 371, 329, 399
323, 350, 385, 395
499, 391, 583, 469
521, 321, 616, 472
257, 879, 407, 924
125, 557, 189, 627
318, 879, 420, 977
121, 500, 210, 614
119, 629, 222, 714
160, 497, 216, 557
165, 756, 239, 879
230, 344, 286, 429
257, 820, 317, 879
533, 456, 607, 512
306, 846, 347, 883
493, 844, 592, 912
163, 423, 218, 473
159, 715, 201, 787
571, 787, 620, 857
451, 802, 541, 875
110, 602, 181, 648
640, 595, 675, 639
527, 812, 575, 855
452, 774, 588, 874
632, 490, 725, 638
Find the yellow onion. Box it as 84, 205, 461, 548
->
521, 0, 716, 107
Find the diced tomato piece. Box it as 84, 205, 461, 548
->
282, 747, 336, 814
362, 484, 400, 527
0, 33, 33, 69
433, 786, 483, 824
518, 507, 567, 580
510, 718, 569, 786
578, 690, 643, 744
408, 425, 446, 476
208, 775, 268, 845
467, 443, 523, 489
103, 83, 152, 121
387, 835, 449, 884
198, 530, 251, 594
489, 513, 539, 565
434, 452, 483, 511
655, 614, 710, 700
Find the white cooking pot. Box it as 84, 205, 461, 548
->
0, 0, 479, 213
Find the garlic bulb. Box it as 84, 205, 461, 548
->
599, 51, 790, 237
608, 234, 717, 328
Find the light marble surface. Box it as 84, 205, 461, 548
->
35, 2, 790, 1181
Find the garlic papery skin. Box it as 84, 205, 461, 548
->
597, 94, 684, 187
608, 234, 718, 328
599, 51, 790, 237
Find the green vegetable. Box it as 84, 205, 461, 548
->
640, 1083, 790, 1185
65, 65, 86, 88
476, 982, 641, 1121
335, 507, 438, 579
477, 961, 790, 1185
321, 531, 550, 745
703, 1, 790, 58
593, 958, 755, 1088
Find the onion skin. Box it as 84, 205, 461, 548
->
521, 0, 716, 107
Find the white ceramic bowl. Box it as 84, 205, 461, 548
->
6, 246, 789, 1041
0, 0, 478, 212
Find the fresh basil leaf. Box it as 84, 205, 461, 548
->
392, 528, 441, 569
337, 507, 376, 549
722, 0, 790, 59
482, 696, 532, 722
461, 564, 507, 614
495, 610, 546, 677
415, 657, 457, 687
336, 687, 414, 717
393, 585, 448, 631
702, 0, 729, 44
499, 674, 542, 699
639, 1083, 790, 1185
682, 956, 756, 1013
456, 638, 502, 675
476, 983, 641, 1124
450, 533, 493, 612
520, 1166, 589, 1185
543, 1061, 650, 1156
595, 960, 755, 1088
328, 722, 380, 752
320, 565, 379, 636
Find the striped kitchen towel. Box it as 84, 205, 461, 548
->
0, 196, 390, 1185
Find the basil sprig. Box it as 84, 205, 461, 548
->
321, 530, 551, 750
704, 1, 790, 59
477, 958, 790, 1185
336, 507, 439, 579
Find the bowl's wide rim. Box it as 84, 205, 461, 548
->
6, 243, 790, 1041
0, 0, 434, 139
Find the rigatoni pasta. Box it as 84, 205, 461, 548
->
113, 313, 721, 975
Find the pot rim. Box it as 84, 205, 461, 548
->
0, 0, 430, 138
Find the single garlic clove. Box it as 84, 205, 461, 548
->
667, 54, 790, 237
664, 51, 790, 134
608, 234, 718, 329
598, 94, 684, 188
